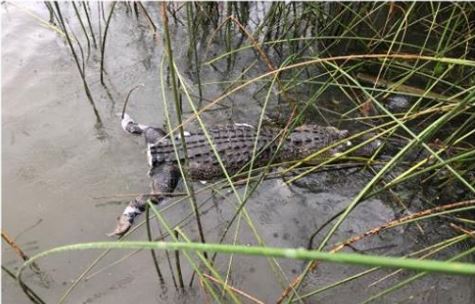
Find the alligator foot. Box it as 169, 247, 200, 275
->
108, 164, 179, 237
107, 214, 133, 237
107, 202, 144, 237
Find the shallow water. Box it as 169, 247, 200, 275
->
2, 2, 474, 303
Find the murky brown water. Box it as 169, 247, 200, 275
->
2, 2, 474, 303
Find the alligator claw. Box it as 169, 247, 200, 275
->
107, 215, 132, 237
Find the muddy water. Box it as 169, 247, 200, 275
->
2, 2, 473, 304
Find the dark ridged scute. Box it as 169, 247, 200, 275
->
148, 124, 348, 180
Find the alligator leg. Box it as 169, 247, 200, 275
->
109, 164, 180, 236
121, 113, 167, 142
121, 113, 147, 135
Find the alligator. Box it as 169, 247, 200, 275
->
109, 114, 351, 236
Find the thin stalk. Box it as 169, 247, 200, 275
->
299, 234, 470, 302
100, 1, 106, 22
174, 230, 185, 289
3, 265, 46, 304
17, 242, 475, 278
82, 2, 97, 49
160, 2, 208, 259
145, 206, 165, 284
72, 2, 91, 62
186, 2, 203, 108
68, 22, 86, 75
361, 246, 475, 303
204, 273, 265, 304
2, 231, 32, 263
43, 1, 56, 24
100, 1, 117, 85
97, 3, 102, 54
161, 227, 179, 291
138, 2, 157, 33
176, 229, 240, 303
150, 204, 225, 302
53, 1, 102, 127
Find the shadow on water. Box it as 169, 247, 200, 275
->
2, 2, 474, 304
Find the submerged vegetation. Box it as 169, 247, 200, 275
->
5, 1, 475, 303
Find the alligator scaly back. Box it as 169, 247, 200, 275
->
111, 113, 349, 236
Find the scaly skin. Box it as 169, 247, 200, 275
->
110, 115, 349, 236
